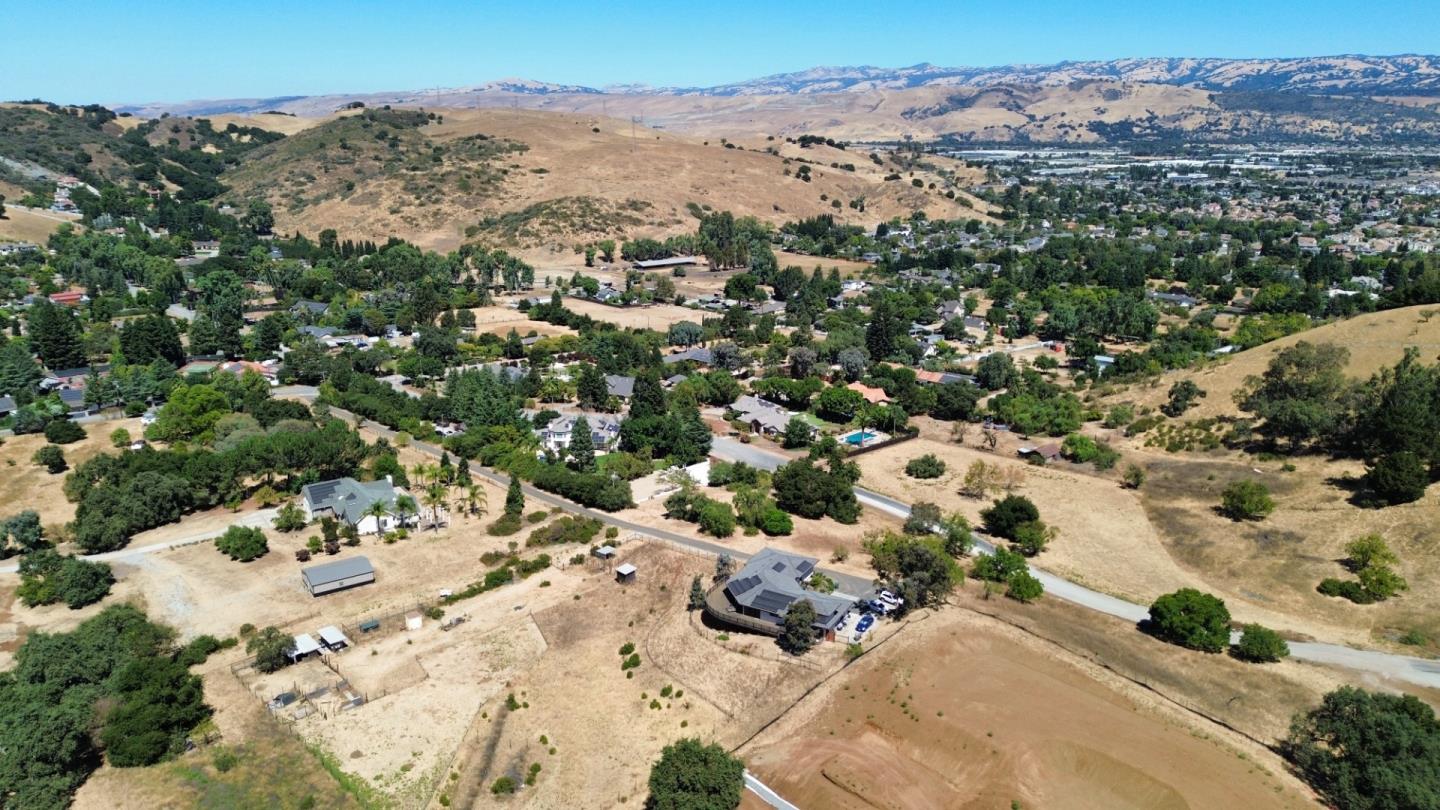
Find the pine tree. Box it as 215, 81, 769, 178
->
568, 416, 596, 472
503, 329, 525, 359
26, 300, 85, 370
687, 575, 705, 611
504, 474, 525, 517
629, 370, 667, 420
577, 363, 609, 410
0, 339, 43, 404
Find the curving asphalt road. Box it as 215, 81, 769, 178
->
708, 438, 1440, 690
283, 390, 1440, 690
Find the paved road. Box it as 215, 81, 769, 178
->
709, 437, 1440, 690
280, 390, 1440, 690
279, 394, 877, 597
744, 771, 801, 810
0, 508, 279, 574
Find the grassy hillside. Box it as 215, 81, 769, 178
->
222, 107, 993, 252
0, 103, 283, 200
1112, 306, 1440, 420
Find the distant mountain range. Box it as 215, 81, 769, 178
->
112, 55, 1440, 145
648, 55, 1440, 96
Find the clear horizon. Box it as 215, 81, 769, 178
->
5, 0, 1439, 105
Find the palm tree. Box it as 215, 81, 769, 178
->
394, 494, 418, 528
365, 500, 389, 536
463, 483, 488, 518
410, 462, 436, 488
423, 483, 447, 531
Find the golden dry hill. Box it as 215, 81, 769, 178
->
219, 107, 992, 252
1116, 305, 1440, 420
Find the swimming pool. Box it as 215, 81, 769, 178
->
841, 429, 887, 447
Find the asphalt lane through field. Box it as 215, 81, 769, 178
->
71, 388, 1428, 691
707, 438, 1440, 690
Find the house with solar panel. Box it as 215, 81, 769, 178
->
704, 547, 854, 642
301, 477, 409, 535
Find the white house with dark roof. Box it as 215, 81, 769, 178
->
301, 477, 409, 534
536, 413, 622, 455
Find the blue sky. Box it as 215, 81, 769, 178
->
5, 0, 1439, 103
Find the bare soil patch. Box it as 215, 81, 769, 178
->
741, 605, 1319, 810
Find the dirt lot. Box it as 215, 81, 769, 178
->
442, 542, 855, 809
110, 475, 514, 640
0, 416, 140, 527
467, 304, 578, 339
558, 297, 703, 331
741, 605, 1321, 810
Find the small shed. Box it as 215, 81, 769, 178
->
593, 545, 616, 560
301, 556, 375, 597
289, 633, 323, 662
317, 625, 350, 651
615, 563, 637, 584
1017, 444, 1062, 462
405, 611, 423, 631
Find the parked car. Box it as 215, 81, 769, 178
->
855, 614, 875, 635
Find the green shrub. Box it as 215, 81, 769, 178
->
980, 495, 1039, 540
904, 454, 947, 479
1005, 571, 1044, 603
32, 444, 67, 473
487, 513, 523, 536
490, 776, 517, 795
1364, 451, 1429, 505
759, 507, 793, 536
215, 526, 268, 562
1233, 624, 1290, 663
1220, 479, 1274, 521
1148, 589, 1231, 652
44, 419, 86, 444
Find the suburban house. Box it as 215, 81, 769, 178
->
729, 395, 802, 437
537, 413, 622, 455
847, 382, 891, 405
290, 299, 329, 318
301, 477, 409, 534
47, 290, 90, 307
301, 556, 376, 597
914, 369, 976, 387
704, 548, 854, 641
662, 347, 714, 367
605, 374, 635, 400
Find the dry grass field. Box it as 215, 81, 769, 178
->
556, 297, 706, 332
854, 421, 1440, 648
222, 107, 990, 253
1111, 305, 1440, 421
741, 605, 1321, 810
0, 206, 77, 243
854, 434, 1206, 606
0, 417, 140, 527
